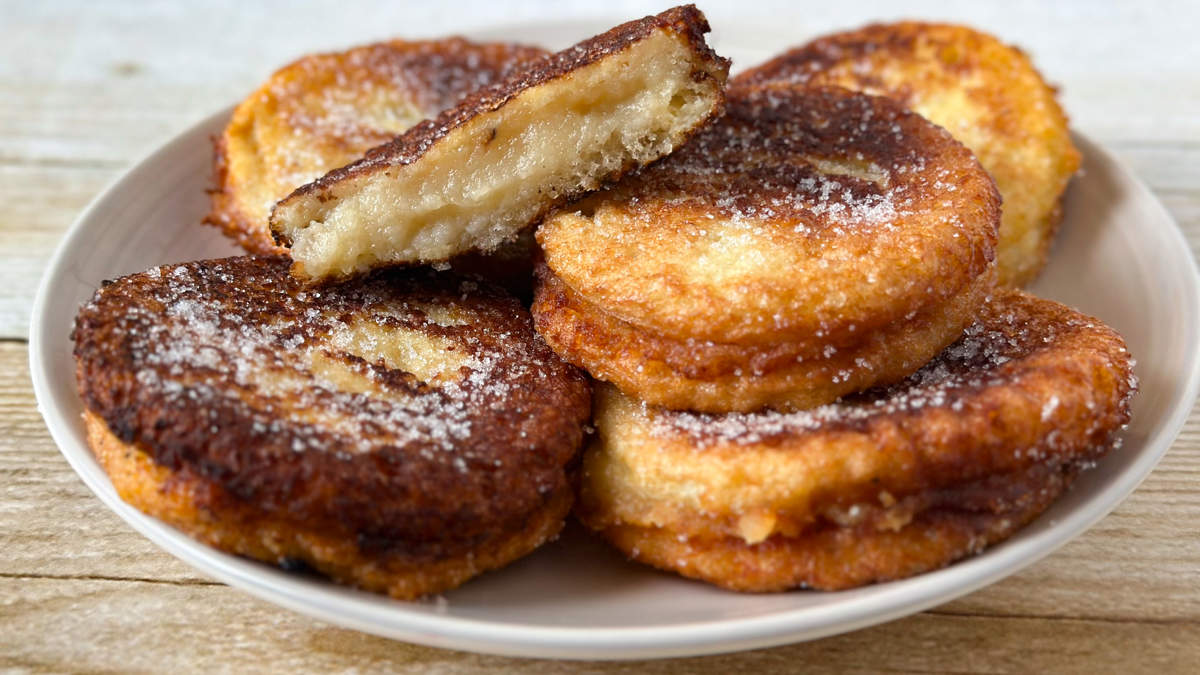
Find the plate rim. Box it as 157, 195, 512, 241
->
29, 103, 1200, 662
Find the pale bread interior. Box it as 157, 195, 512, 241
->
235, 315, 474, 443
273, 28, 722, 280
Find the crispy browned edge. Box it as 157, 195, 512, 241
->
267, 4, 730, 247
573, 288, 1137, 545
87, 410, 573, 599
593, 460, 1079, 592
533, 259, 993, 412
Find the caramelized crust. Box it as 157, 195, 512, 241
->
535, 85, 999, 411
577, 291, 1136, 590
535, 260, 991, 412
88, 412, 572, 599
208, 38, 548, 254
270, 5, 730, 280
599, 461, 1074, 592
72, 257, 591, 596
736, 22, 1081, 287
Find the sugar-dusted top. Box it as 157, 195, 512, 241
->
538, 84, 1000, 344
734, 21, 1081, 288
652, 290, 1136, 450
72, 256, 590, 544
210, 38, 548, 254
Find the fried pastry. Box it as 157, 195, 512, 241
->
72, 257, 591, 599
577, 290, 1136, 591
534, 85, 1000, 413
735, 22, 1081, 287
270, 5, 730, 281
209, 38, 548, 255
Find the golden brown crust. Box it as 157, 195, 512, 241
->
207, 38, 548, 254
88, 412, 572, 599
535, 84, 999, 411
539, 84, 998, 345
579, 290, 1136, 539
576, 290, 1136, 590
534, 260, 991, 412
72, 256, 591, 561
595, 462, 1074, 592
735, 22, 1081, 287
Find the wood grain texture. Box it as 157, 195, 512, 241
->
3, 1, 1199, 671
2, 577, 1198, 674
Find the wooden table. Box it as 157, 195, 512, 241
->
3, 2, 1198, 671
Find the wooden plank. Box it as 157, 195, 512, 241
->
1107, 142, 1200, 193
0, 341, 214, 583
0, 577, 1196, 673
0, 164, 119, 339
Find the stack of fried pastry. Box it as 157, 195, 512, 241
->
73, 10, 1136, 599
534, 23, 1135, 591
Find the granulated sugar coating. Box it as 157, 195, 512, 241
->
539, 84, 998, 344
209, 39, 548, 254
655, 290, 1136, 448
735, 22, 1081, 288
72, 256, 591, 550
576, 290, 1137, 591
270, 6, 729, 281
534, 84, 1000, 412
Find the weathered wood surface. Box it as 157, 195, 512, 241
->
2, 1, 1198, 672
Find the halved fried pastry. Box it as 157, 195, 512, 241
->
270, 5, 730, 281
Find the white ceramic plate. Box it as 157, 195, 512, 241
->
29, 20, 1200, 661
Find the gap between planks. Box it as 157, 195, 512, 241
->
4, 571, 1196, 628
924, 608, 1199, 628
0, 155, 128, 170
0, 571, 220, 587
